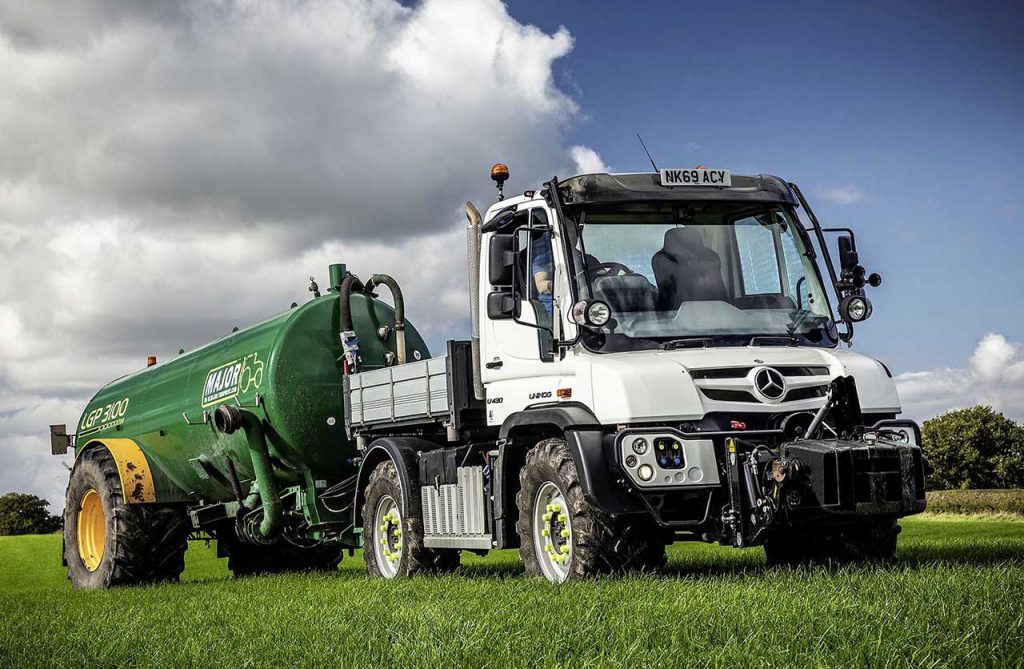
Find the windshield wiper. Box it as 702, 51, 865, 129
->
661, 337, 715, 350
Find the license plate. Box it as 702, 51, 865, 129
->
660, 168, 731, 187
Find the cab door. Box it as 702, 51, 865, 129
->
480, 203, 575, 425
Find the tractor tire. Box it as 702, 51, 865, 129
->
764, 519, 901, 567
64, 446, 190, 589
516, 437, 666, 583
219, 527, 343, 577
362, 460, 460, 579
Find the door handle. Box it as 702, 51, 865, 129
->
485, 360, 503, 369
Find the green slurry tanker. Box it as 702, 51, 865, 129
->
53, 165, 927, 587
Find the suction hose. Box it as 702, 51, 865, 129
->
365, 274, 406, 364
339, 273, 361, 374
464, 202, 485, 400
213, 405, 283, 542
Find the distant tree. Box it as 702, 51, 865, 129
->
922, 406, 1024, 490
0, 493, 62, 535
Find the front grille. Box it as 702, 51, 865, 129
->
783, 386, 828, 402
700, 388, 757, 403
775, 365, 830, 377
690, 367, 751, 380
692, 364, 833, 405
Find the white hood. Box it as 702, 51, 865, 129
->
576, 346, 900, 425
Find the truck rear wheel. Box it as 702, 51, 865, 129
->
516, 438, 666, 583
362, 460, 460, 579
63, 447, 190, 589
764, 519, 900, 567
219, 528, 343, 577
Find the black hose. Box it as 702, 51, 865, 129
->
365, 274, 406, 364
339, 274, 363, 373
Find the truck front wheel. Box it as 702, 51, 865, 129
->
361, 460, 460, 579
763, 519, 900, 567
63, 447, 190, 589
516, 438, 666, 583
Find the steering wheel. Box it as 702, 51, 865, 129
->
589, 262, 633, 278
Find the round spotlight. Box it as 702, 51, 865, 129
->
585, 300, 611, 326
625, 455, 638, 468
840, 294, 873, 322
637, 464, 655, 482
631, 438, 649, 455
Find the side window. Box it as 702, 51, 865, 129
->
735, 217, 782, 295
528, 209, 554, 319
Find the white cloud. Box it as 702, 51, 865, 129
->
817, 184, 864, 205
896, 334, 1024, 423
0, 0, 601, 509
570, 145, 610, 174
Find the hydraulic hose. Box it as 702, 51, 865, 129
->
365, 274, 406, 364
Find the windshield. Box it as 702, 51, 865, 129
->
570, 202, 838, 352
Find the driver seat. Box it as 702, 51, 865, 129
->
652, 227, 728, 310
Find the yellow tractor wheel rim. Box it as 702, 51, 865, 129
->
77, 489, 106, 572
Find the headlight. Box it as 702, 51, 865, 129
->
631, 438, 649, 455
840, 294, 873, 322
571, 300, 612, 327
637, 464, 655, 481
625, 455, 638, 468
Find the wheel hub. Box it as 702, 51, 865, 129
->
533, 482, 572, 583
77, 489, 106, 572
372, 495, 403, 578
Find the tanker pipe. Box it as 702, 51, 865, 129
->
365, 274, 406, 365
214, 405, 283, 541
339, 274, 362, 374
464, 202, 485, 400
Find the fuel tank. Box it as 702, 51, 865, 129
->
74, 270, 430, 504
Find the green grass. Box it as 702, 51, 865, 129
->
1, 516, 1022, 668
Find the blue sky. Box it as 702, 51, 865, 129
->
508, 0, 1024, 373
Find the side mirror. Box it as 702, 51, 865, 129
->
488, 233, 516, 286
838, 235, 859, 272
487, 290, 519, 320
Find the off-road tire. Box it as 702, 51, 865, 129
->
362, 460, 460, 578
64, 446, 190, 589
516, 438, 666, 581
219, 527, 344, 577
764, 519, 901, 567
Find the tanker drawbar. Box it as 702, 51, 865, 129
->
56, 165, 927, 587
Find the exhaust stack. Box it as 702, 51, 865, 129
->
465, 201, 485, 400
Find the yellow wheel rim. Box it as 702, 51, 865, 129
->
77, 489, 106, 572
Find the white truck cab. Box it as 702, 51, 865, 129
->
478, 172, 899, 428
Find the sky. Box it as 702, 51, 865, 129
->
1, 0, 1022, 507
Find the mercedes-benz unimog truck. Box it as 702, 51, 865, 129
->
52, 165, 926, 587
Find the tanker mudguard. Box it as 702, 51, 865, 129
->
78, 439, 157, 504
353, 437, 434, 527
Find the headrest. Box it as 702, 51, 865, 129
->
661, 227, 705, 257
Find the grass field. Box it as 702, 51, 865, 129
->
1, 515, 1022, 668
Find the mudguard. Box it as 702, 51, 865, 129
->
352, 436, 433, 528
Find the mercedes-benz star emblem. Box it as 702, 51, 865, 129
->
752, 367, 787, 402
